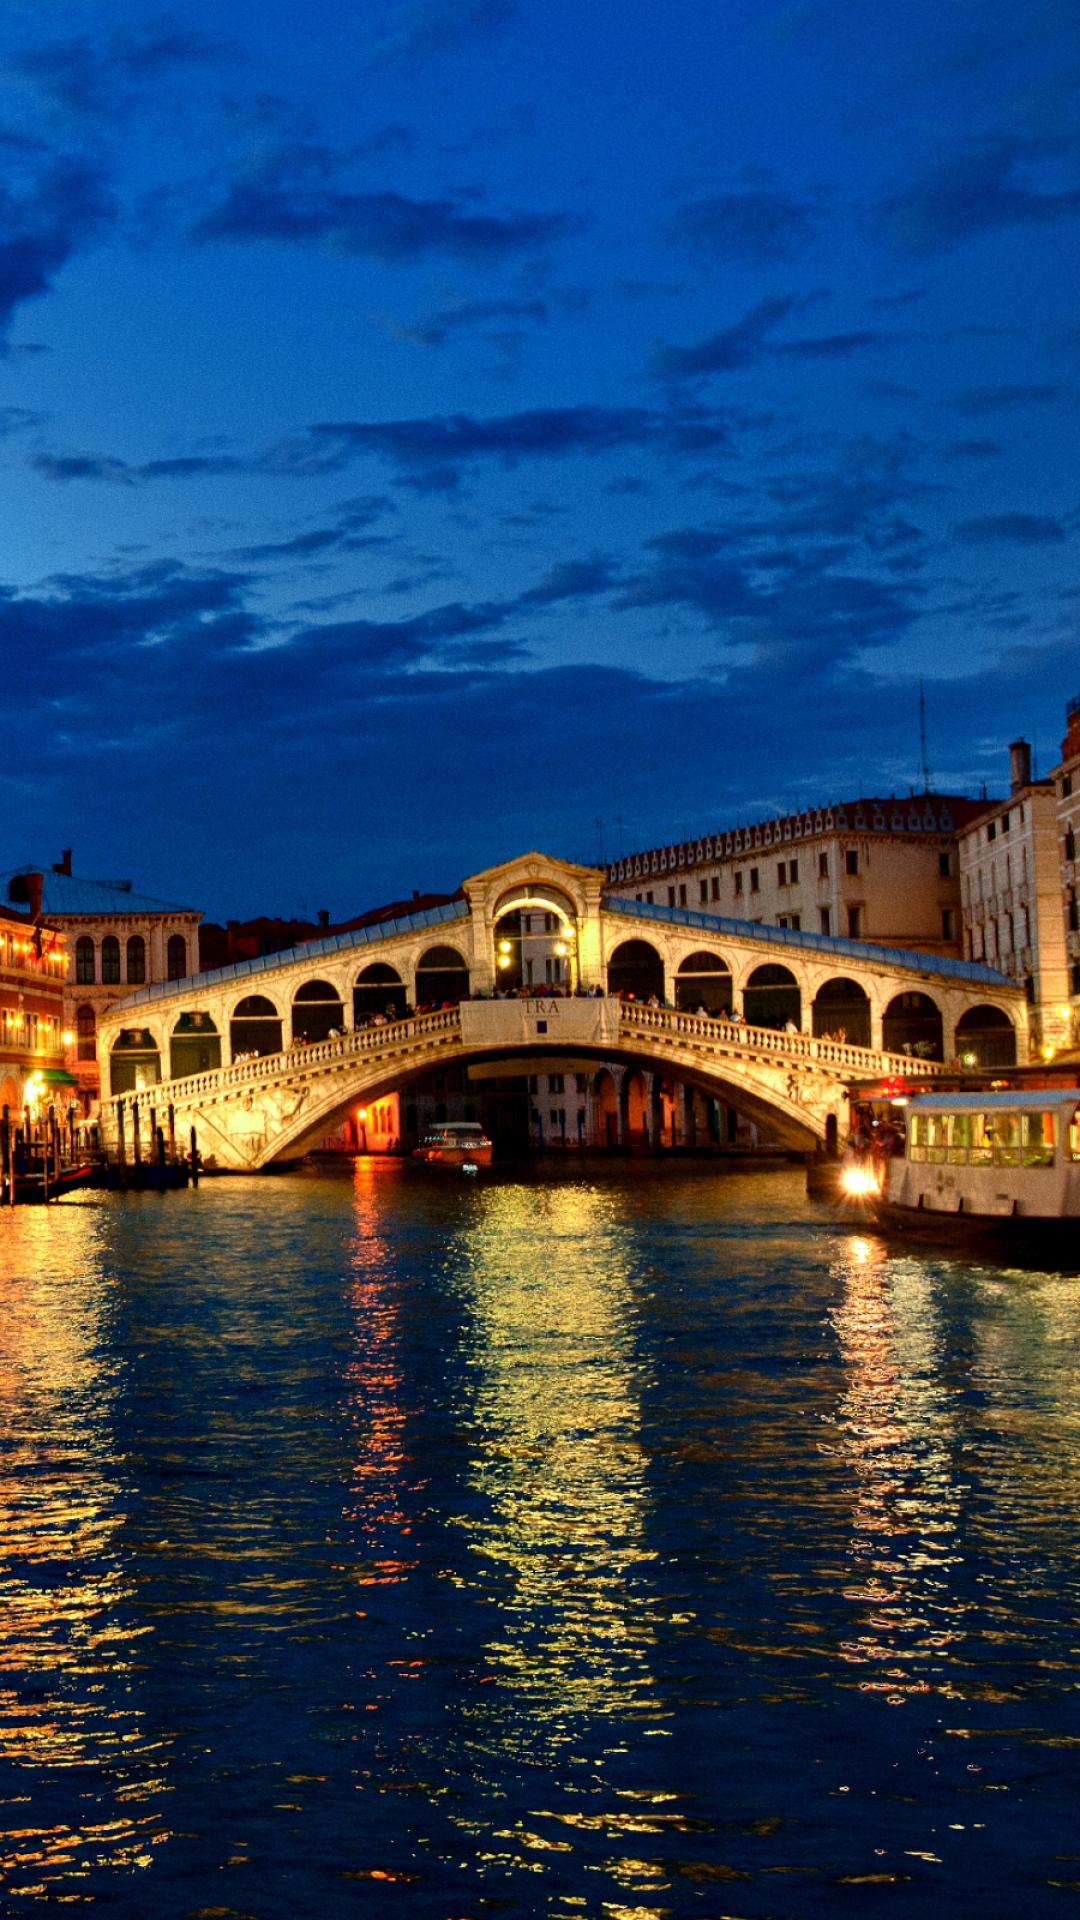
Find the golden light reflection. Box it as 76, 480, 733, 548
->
0, 1209, 171, 1898
826, 1238, 963, 1705
454, 1182, 659, 1744
344, 1159, 415, 1584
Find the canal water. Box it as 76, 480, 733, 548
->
0, 1163, 1078, 1918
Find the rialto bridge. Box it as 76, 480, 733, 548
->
95, 851, 1027, 1171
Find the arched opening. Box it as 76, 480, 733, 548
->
607, 939, 664, 1002
955, 1004, 1016, 1068
623, 1069, 650, 1147
744, 964, 801, 1031
110, 1028, 161, 1094
101, 935, 121, 985
230, 994, 283, 1061
169, 1012, 221, 1079
494, 902, 575, 992
167, 934, 188, 981
0, 1077, 18, 1114
353, 962, 407, 1023
812, 976, 871, 1047
75, 936, 95, 985
675, 950, 733, 1015
126, 934, 146, 985
882, 991, 943, 1061
593, 1068, 619, 1147
76, 1004, 96, 1061
292, 979, 345, 1043
415, 945, 469, 1006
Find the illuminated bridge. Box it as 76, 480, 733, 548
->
96, 852, 1026, 1170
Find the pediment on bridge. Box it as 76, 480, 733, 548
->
462, 850, 606, 920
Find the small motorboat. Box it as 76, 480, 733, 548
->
412, 1122, 494, 1168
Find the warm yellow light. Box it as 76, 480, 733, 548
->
554, 942, 567, 957
497, 955, 512, 968
1041, 1044, 1056, 1060
841, 1166, 880, 1197
1060, 1007, 1072, 1020
62, 1030, 74, 1045
498, 940, 512, 953
357, 1107, 367, 1121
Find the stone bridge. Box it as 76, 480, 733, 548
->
96, 850, 1027, 1168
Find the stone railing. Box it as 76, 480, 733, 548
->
619, 1002, 946, 1081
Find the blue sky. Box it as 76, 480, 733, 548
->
1, 0, 1078, 918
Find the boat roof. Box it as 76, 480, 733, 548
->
909, 1088, 1080, 1110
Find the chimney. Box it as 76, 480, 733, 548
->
1009, 738, 1032, 793
52, 849, 72, 876
25, 872, 43, 921
318, 909, 329, 929
413, 889, 420, 900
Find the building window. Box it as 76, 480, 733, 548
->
645, 891, 654, 904
101, 935, 121, 984
167, 934, 187, 980
1067, 828, 1077, 862
790, 859, 799, 885
1073, 963, 1080, 995
749, 868, 760, 893
1070, 891, 1079, 933
1064, 773, 1073, 797
75, 936, 95, 984
987, 820, 996, 842
711, 876, 720, 900
845, 850, 858, 876
699, 881, 708, 905
777, 913, 801, 930
941, 908, 954, 940
819, 906, 831, 935
76, 1004, 96, 1061
549, 1073, 564, 1094
1001, 811, 1010, 833
939, 851, 951, 877
847, 906, 861, 938
668, 886, 676, 907
778, 862, 787, 886
734, 872, 744, 896
126, 934, 146, 984
818, 852, 828, 879
679, 884, 687, 907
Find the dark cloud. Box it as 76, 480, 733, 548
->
14, 25, 228, 114
670, 186, 824, 263
518, 557, 615, 603
951, 382, 1064, 415
360, 0, 516, 66
876, 140, 1080, 254
31, 449, 240, 483
386, 296, 548, 347
651, 297, 897, 380
954, 512, 1068, 545
0, 155, 113, 336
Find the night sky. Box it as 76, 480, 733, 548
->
1, 0, 1078, 920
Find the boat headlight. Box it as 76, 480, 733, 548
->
841, 1166, 880, 1197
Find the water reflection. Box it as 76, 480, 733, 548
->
454, 1182, 658, 1746
0, 1208, 170, 1900
826, 1235, 965, 1704
343, 1160, 415, 1586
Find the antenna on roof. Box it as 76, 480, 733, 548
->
919, 681, 932, 793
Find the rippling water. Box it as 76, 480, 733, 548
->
1, 1163, 1079, 1916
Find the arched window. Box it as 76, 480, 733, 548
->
414, 946, 470, 1005
109, 1028, 161, 1094
230, 994, 283, 1060
882, 991, 943, 1061
126, 934, 146, 984
167, 934, 187, 980
354, 962, 407, 1022
744, 964, 801, 1030
955, 1005, 1016, 1068
76, 1004, 96, 1061
674, 950, 732, 1014
75, 936, 95, 984
169, 1012, 221, 1079
607, 940, 664, 1002
812, 977, 871, 1047
101, 935, 121, 984
292, 979, 345, 1043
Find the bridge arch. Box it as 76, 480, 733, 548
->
744, 964, 801, 1031
292, 979, 345, 1044
353, 962, 407, 1023
882, 990, 942, 1061
675, 950, 733, 1015
955, 1003, 1016, 1068
230, 994, 283, 1061
607, 938, 664, 1002
170, 1011, 222, 1079
415, 945, 470, 1005
811, 976, 871, 1048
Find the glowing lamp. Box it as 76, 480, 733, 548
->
497, 955, 512, 968
554, 942, 567, 957
841, 1166, 880, 1197
498, 940, 512, 953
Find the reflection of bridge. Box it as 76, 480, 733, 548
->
98, 852, 1026, 1168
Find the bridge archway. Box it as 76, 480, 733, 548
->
170, 1012, 221, 1079
882, 990, 942, 1061
415, 945, 470, 1006
593, 1068, 619, 1146
622, 1068, 650, 1147
955, 1003, 1016, 1068
110, 1027, 161, 1095
675, 950, 732, 1015
353, 963, 407, 1023
812, 976, 871, 1047
230, 994, 282, 1061
608, 939, 663, 1002
744, 964, 800, 1031
292, 979, 344, 1044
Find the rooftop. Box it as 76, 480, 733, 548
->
2, 866, 199, 918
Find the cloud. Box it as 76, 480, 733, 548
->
518, 557, 615, 603
876, 140, 1080, 254
31, 449, 240, 483
954, 512, 1067, 544
0, 155, 113, 336
651, 297, 897, 380
384, 295, 548, 347
951, 383, 1064, 415
14, 25, 228, 114
358, 0, 515, 66
670, 186, 824, 263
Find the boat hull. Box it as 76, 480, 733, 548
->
412, 1144, 493, 1167
867, 1197, 1079, 1266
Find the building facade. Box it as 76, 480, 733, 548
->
2, 856, 202, 1114
0, 892, 68, 1117
956, 741, 1069, 1058
606, 794, 986, 957
1049, 697, 1080, 1048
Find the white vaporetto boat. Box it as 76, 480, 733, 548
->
860, 1087, 1080, 1253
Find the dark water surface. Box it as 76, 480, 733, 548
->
1, 1163, 1079, 1918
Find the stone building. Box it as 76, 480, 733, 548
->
2, 855, 202, 1113
0, 886, 68, 1116
605, 793, 985, 958
956, 741, 1069, 1058
1049, 696, 1080, 1047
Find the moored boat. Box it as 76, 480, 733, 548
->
412, 1122, 493, 1168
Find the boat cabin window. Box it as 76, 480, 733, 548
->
909, 1108, 1056, 1168
1067, 1109, 1080, 1160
